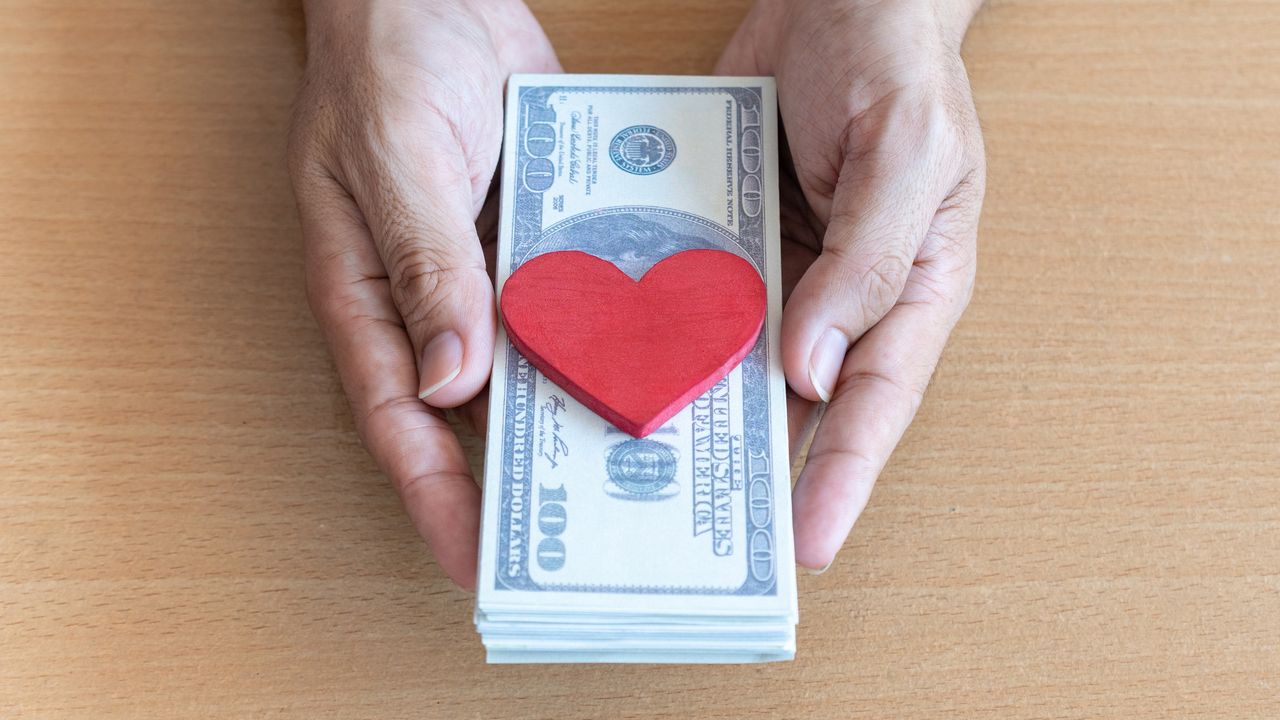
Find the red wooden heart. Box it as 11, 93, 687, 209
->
500, 249, 766, 438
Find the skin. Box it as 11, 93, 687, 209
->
288, 0, 986, 589
716, 0, 986, 570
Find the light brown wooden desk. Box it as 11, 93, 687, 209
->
2, 2, 1277, 717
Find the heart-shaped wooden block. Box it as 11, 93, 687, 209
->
500, 249, 766, 437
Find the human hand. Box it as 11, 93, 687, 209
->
717, 0, 987, 571
288, 0, 559, 589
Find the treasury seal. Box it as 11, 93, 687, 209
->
609, 125, 677, 175
605, 439, 678, 498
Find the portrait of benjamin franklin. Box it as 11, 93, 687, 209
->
530, 210, 748, 280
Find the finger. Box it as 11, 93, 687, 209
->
346, 130, 496, 410
793, 182, 980, 571
294, 166, 482, 589
783, 115, 962, 403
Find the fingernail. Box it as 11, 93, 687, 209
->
807, 328, 849, 403
418, 330, 463, 401
800, 559, 834, 576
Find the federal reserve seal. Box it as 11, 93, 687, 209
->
604, 439, 679, 501
608, 125, 676, 175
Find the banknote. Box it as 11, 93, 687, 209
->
476, 74, 795, 662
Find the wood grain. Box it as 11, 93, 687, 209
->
1, 1, 1277, 717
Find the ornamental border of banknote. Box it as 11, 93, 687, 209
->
485, 77, 788, 599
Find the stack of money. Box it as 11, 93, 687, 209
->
476, 75, 797, 663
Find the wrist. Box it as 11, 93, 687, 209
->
301, 0, 532, 49
755, 0, 982, 52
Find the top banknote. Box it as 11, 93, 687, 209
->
478, 75, 796, 623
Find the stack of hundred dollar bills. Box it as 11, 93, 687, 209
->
476, 75, 797, 663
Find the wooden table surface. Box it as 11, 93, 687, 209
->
2, 1, 1277, 717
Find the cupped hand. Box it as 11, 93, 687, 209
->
717, 0, 987, 571
288, 0, 559, 589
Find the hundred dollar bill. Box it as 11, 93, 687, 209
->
477, 75, 795, 625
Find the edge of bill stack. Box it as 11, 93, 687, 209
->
477, 74, 796, 663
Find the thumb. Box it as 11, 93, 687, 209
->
348, 135, 495, 409
783, 126, 954, 403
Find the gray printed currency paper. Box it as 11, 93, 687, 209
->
476, 75, 796, 662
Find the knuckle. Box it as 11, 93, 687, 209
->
358, 398, 452, 486
923, 101, 963, 156
357, 396, 469, 500
841, 367, 927, 417
863, 84, 978, 178
387, 241, 448, 298
909, 232, 977, 327
819, 243, 914, 326
919, 242, 977, 323
359, 393, 420, 441
858, 103, 923, 166
384, 241, 481, 330
394, 259, 452, 320
933, 221, 978, 272
804, 446, 882, 483
857, 252, 912, 312
395, 467, 472, 504
302, 244, 396, 335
